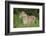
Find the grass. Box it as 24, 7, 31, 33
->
13, 15, 39, 28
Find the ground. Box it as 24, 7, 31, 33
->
13, 15, 39, 28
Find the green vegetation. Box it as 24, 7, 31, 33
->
13, 15, 39, 28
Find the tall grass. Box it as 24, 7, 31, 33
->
13, 15, 39, 28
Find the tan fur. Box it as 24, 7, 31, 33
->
19, 11, 36, 25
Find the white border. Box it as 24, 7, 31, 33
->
10, 4, 43, 32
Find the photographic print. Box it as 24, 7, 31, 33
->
13, 8, 39, 28
5, 1, 45, 35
